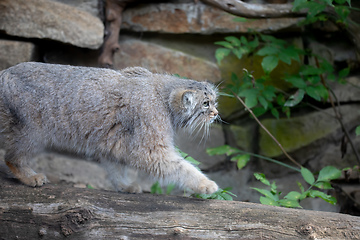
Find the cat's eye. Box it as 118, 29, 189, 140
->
203, 101, 210, 108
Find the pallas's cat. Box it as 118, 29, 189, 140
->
0, 62, 219, 194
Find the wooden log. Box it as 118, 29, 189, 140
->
0, 174, 360, 239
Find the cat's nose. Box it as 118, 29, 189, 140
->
212, 109, 218, 116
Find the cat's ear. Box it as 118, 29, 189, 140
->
182, 90, 195, 110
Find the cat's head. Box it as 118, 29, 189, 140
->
170, 81, 219, 135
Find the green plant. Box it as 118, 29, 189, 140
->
293, 0, 352, 25
150, 181, 176, 195
356, 126, 360, 136
252, 166, 341, 208
215, 0, 353, 119
207, 144, 342, 208
215, 32, 350, 119
192, 187, 237, 201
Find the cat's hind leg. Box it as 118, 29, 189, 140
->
102, 160, 142, 193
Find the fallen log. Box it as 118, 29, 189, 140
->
0, 174, 359, 240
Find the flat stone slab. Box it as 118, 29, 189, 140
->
0, 0, 104, 49
122, 2, 304, 34
114, 38, 221, 83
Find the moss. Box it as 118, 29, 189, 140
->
229, 125, 254, 151
259, 111, 338, 157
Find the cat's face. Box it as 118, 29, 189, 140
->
171, 81, 219, 139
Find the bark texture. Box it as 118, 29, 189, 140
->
98, 0, 137, 67
0, 174, 360, 239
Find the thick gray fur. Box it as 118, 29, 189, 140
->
0, 62, 219, 194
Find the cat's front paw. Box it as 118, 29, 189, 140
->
21, 173, 48, 187
196, 179, 218, 194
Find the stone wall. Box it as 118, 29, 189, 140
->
0, 0, 359, 214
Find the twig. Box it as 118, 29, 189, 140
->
315, 57, 360, 165
230, 90, 303, 169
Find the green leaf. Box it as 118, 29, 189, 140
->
284, 89, 305, 107
270, 181, 277, 194
256, 46, 279, 56
339, 67, 350, 78
151, 182, 163, 194
232, 48, 244, 59
319, 60, 334, 74
356, 126, 360, 136
278, 51, 292, 65
231, 154, 250, 169
258, 188, 278, 201
238, 88, 258, 98
206, 145, 240, 156
215, 41, 234, 49
261, 55, 279, 74
225, 36, 241, 47
292, 0, 307, 11
166, 183, 176, 195
335, 6, 350, 22
284, 191, 302, 200
315, 85, 329, 100
278, 199, 302, 208
260, 35, 287, 46
258, 95, 269, 110
240, 36, 248, 45
270, 107, 279, 119
262, 86, 276, 101
252, 107, 268, 117
245, 94, 258, 109
307, 2, 327, 18
248, 36, 259, 49
301, 167, 315, 185
260, 196, 280, 206
314, 181, 333, 190
254, 173, 270, 186
322, 0, 333, 6
283, 45, 301, 62
317, 166, 342, 182
285, 75, 307, 89
177, 148, 201, 167
215, 48, 231, 64
308, 190, 337, 205
305, 85, 322, 101
301, 66, 322, 76
307, 75, 321, 85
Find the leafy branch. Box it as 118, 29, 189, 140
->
252, 166, 341, 208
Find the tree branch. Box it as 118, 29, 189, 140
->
98, 0, 138, 68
